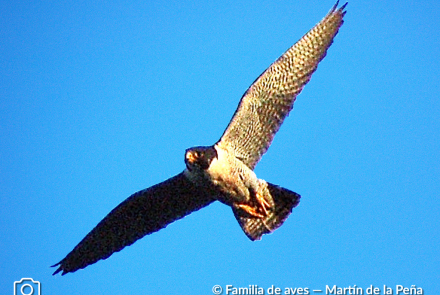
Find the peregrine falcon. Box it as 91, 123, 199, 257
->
53, 2, 346, 275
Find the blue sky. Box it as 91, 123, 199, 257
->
1, 0, 439, 294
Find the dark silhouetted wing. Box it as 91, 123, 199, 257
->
218, 2, 346, 169
52, 172, 215, 275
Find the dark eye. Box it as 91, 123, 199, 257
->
194, 151, 200, 157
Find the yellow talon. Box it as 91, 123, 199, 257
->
237, 204, 265, 218
255, 191, 271, 216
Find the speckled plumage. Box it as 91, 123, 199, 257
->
53, 2, 346, 276
219, 1, 347, 169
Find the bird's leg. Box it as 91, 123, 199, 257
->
236, 190, 271, 218
254, 180, 272, 216
237, 204, 265, 218
255, 190, 271, 216
236, 180, 272, 218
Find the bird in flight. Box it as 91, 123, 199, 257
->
53, 2, 346, 275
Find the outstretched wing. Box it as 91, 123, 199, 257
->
52, 172, 215, 275
218, 2, 347, 169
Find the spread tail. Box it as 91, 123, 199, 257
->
232, 183, 300, 240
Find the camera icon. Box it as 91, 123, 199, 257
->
13, 278, 41, 295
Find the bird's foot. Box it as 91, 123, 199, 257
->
255, 183, 271, 216
237, 204, 265, 218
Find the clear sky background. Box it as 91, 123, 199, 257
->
1, 0, 439, 294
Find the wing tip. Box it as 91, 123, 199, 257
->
339, 2, 348, 18
51, 262, 66, 276
51, 259, 79, 276
332, 1, 348, 12
329, 1, 348, 20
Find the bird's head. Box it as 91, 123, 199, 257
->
185, 146, 218, 171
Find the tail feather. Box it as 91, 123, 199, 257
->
232, 183, 300, 240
